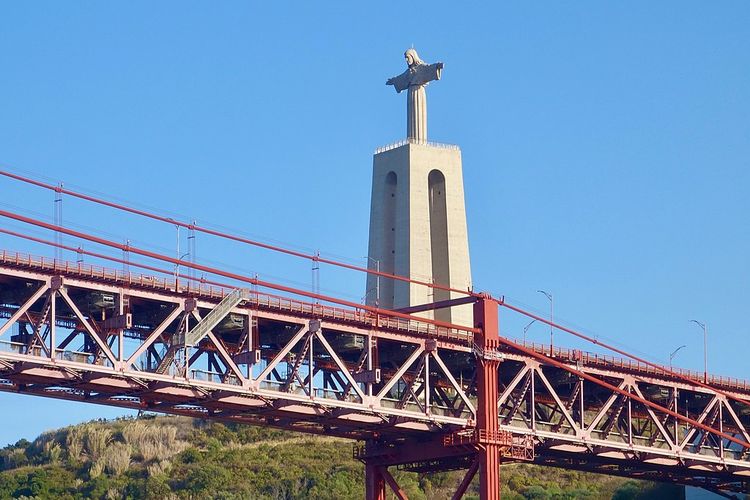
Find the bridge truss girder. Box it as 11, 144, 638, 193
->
0, 263, 476, 441
1, 255, 750, 497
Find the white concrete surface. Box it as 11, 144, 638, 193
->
366, 141, 473, 326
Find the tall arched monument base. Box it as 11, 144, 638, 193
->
366, 141, 473, 327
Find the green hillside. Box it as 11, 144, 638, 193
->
0, 415, 682, 499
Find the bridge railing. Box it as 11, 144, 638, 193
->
374, 138, 460, 154
0, 339, 109, 366
0, 250, 474, 344
511, 338, 750, 392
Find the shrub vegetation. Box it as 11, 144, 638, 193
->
0, 416, 683, 499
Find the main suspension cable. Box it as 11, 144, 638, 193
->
0, 169, 477, 298
0, 227, 235, 291
0, 208, 478, 333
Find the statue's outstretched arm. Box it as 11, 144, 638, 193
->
386, 70, 410, 93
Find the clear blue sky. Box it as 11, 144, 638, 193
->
0, 2, 748, 446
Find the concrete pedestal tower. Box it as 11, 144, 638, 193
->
366, 48, 472, 326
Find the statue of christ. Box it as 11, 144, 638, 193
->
386, 48, 444, 143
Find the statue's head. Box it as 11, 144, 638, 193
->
404, 48, 425, 68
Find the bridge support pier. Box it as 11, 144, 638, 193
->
452, 460, 479, 500
474, 296, 502, 500
365, 463, 408, 500
478, 445, 501, 499
358, 297, 511, 500
365, 463, 386, 500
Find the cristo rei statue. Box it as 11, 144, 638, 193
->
386, 48, 444, 143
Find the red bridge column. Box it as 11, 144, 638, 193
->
475, 296, 502, 500
365, 463, 386, 500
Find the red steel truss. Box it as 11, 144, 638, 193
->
0, 252, 749, 497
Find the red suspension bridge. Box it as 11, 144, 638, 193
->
0, 169, 749, 499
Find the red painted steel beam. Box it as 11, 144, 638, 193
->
496, 298, 750, 406
452, 460, 479, 500
355, 439, 477, 467
0, 169, 477, 299
0, 227, 234, 291
495, 329, 750, 450
380, 467, 408, 500
365, 464, 387, 500
394, 296, 478, 314
0, 208, 478, 334
474, 297, 502, 500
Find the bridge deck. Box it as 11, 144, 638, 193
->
3, 250, 745, 392
1, 250, 749, 493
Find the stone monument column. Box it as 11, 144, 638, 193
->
407, 85, 427, 142
368, 49, 472, 326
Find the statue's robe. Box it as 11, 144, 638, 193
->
388, 62, 443, 92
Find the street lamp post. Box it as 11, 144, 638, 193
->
669, 344, 687, 370
690, 320, 708, 383
168, 219, 181, 288
175, 251, 189, 290
523, 319, 536, 343
537, 290, 553, 356
364, 256, 380, 307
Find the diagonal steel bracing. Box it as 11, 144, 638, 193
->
431, 350, 475, 415
126, 304, 184, 369
722, 398, 750, 446
255, 323, 309, 387
206, 331, 247, 386
315, 329, 366, 402
498, 364, 530, 408
282, 331, 313, 393
27, 292, 53, 357
679, 395, 719, 452
395, 356, 425, 413
188, 308, 247, 386
535, 367, 580, 435
631, 383, 675, 449
58, 288, 117, 366
587, 380, 629, 433
376, 346, 425, 402
0, 282, 49, 338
